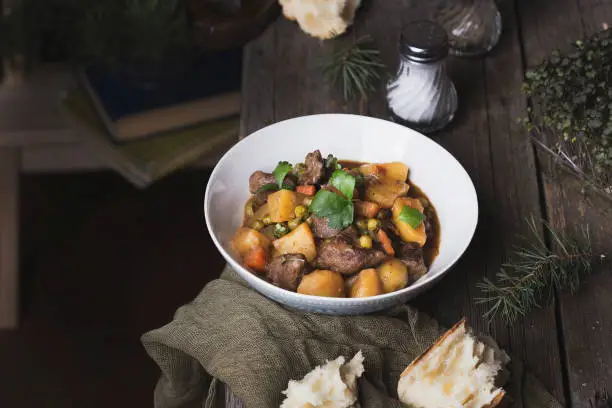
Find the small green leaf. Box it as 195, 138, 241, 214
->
255, 183, 294, 194
273, 161, 293, 188
256, 183, 278, 194
309, 190, 354, 229
398, 205, 425, 229
330, 170, 356, 200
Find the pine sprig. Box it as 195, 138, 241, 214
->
322, 35, 386, 102
476, 216, 595, 325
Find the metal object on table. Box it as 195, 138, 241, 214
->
386, 20, 458, 133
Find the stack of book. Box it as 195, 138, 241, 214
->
59, 50, 242, 188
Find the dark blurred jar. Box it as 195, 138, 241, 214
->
431, 0, 502, 56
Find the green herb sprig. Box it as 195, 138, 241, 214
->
322, 35, 386, 102
273, 161, 293, 189
521, 27, 612, 197
399, 206, 425, 229
476, 216, 597, 325
309, 170, 356, 229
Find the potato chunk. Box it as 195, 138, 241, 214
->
268, 189, 298, 223
364, 179, 410, 208
232, 227, 271, 257
349, 268, 383, 298
392, 197, 427, 247
273, 223, 317, 262
297, 270, 345, 297
359, 162, 409, 182
376, 258, 409, 293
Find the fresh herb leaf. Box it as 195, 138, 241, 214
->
310, 191, 346, 216
330, 170, 356, 200
273, 161, 293, 188
255, 183, 279, 193
309, 190, 354, 229
327, 203, 354, 230
255, 182, 293, 194
398, 205, 425, 229
354, 173, 365, 187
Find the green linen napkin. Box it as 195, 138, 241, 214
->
141, 265, 562, 408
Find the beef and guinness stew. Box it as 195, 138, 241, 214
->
231, 150, 440, 298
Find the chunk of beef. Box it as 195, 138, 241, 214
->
339, 225, 359, 242
249, 171, 276, 193
316, 235, 386, 275
298, 150, 324, 185
253, 190, 273, 207
424, 213, 435, 240
266, 254, 308, 291
310, 215, 342, 239
397, 242, 427, 282
249, 171, 296, 193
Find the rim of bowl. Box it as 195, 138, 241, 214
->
204, 113, 478, 304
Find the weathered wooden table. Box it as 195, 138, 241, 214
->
227, 1, 612, 406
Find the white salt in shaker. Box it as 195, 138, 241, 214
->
386, 20, 458, 134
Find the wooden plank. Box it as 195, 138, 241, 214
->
239, 22, 277, 139
518, 0, 612, 405
228, 1, 566, 406
408, 1, 566, 401
0, 147, 20, 328
361, 0, 565, 400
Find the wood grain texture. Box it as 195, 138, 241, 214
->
518, 0, 612, 405
228, 1, 570, 406
0, 147, 20, 328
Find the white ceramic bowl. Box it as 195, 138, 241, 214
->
204, 114, 478, 315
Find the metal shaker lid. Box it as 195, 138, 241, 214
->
400, 20, 449, 63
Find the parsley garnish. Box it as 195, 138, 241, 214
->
330, 170, 355, 199
273, 161, 293, 189
398, 205, 425, 229
255, 182, 294, 194
256, 183, 280, 193
309, 171, 356, 229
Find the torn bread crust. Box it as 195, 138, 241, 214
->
483, 392, 507, 408
398, 318, 509, 408
400, 317, 468, 378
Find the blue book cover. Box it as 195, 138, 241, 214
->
79, 49, 242, 142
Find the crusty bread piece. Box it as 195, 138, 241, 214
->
397, 318, 509, 408
278, 0, 362, 40
280, 351, 364, 408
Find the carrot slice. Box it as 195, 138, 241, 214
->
244, 247, 268, 273
377, 229, 395, 256
296, 185, 316, 196
355, 201, 380, 218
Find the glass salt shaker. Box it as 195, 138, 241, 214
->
431, 0, 502, 56
386, 20, 458, 134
